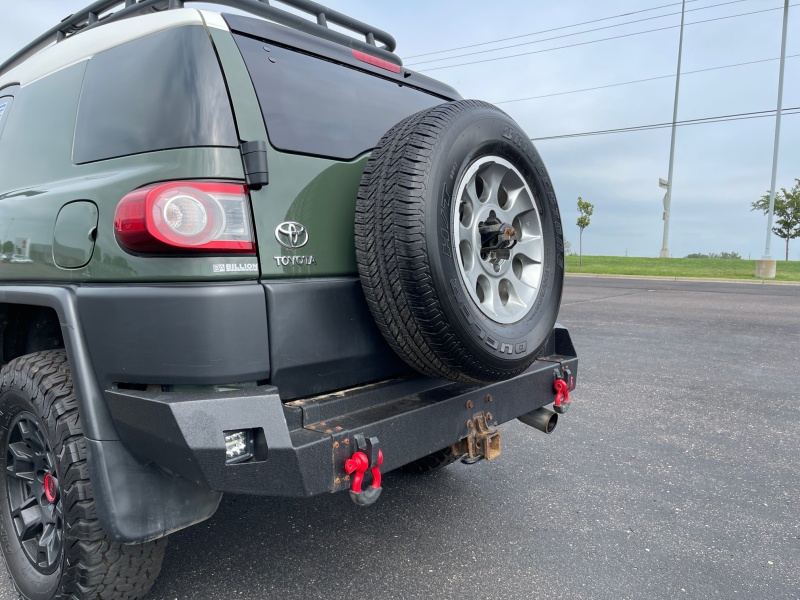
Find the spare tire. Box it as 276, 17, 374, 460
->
355, 100, 564, 383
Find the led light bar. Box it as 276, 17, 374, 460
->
224, 430, 253, 464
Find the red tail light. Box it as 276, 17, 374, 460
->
114, 181, 255, 254
352, 49, 402, 73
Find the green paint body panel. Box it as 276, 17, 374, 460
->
53, 201, 98, 268
0, 27, 369, 283
210, 27, 367, 278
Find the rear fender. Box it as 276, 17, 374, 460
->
0, 285, 221, 543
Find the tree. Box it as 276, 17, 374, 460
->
563, 237, 572, 255
576, 197, 594, 266
751, 179, 800, 261
685, 252, 741, 259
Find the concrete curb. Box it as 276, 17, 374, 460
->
565, 272, 800, 287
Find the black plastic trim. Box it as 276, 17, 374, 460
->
263, 277, 410, 400
77, 283, 270, 391
0, 285, 223, 543
85, 439, 222, 543
0, 286, 115, 440
240, 140, 269, 189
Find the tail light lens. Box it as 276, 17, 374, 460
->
114, 181, 255, 253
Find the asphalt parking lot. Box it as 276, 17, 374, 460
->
3, 276, 798, 599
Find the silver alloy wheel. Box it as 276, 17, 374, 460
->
454, 156, 544, 325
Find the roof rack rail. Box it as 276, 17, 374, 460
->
0, 0, 400, 76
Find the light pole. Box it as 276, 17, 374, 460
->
756, 0, 790, 279
661, 0, 687, 259
659, 178, 669, 252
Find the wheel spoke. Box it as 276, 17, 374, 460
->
8, 441, 33, 463
18, 421, 46, 454
514, 237, 544, 264
464, 177, 480, 208
464, 257, 480, 290
499, 278, 528, 314
4, 411, 64, 573
506, 187, 534, 219
39, 523, 61, 567
459, 222, 473, 244
479, 162, 507, 203
459, 178, 480, 229
15, 504, 43, 541
8, 466, 35, 482
40, 502, 58, 527
509, 257, 541, 292
10, 494, 37, 519
485, 276, 504, 316
454, 155, 545, 325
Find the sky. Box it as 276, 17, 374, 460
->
1, 0, 798, 259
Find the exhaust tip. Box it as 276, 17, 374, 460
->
518, 407, 558, 434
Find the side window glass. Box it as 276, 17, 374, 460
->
0, 95, 13, 141
73, 27, 238, 164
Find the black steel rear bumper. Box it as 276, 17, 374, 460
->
105, 325, 578, 497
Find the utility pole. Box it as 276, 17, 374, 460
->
660, 0, 686, 259
756, 0, 790, 279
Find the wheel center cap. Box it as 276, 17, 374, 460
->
44, 473, 57, 503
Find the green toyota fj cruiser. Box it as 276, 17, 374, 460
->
0, 1, 577, 597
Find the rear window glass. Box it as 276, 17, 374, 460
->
233, 33, 443, 160
73, 26, 238, 164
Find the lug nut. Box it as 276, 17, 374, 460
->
466, 400, 474, 409
486, 394, 493, 403
486, 413, 493, 421
467, 420, 474, 428
333, 441, 340, 449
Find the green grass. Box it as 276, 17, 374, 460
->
565, 255, 800, 281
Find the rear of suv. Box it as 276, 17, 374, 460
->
0, 1, 577, 598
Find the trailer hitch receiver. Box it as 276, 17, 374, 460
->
452, 412, 501, 463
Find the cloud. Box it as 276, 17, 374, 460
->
2, 0, 798, 259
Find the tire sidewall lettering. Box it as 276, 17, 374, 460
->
428, 110, 564, 367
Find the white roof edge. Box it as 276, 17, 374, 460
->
1, 9, 210, 89
199, 10, 230, 32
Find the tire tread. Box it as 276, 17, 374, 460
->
0, 350, 166, 600
356, 100, 531, 382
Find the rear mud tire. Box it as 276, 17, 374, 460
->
0, 350, 167, 600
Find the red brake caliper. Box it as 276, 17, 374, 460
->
344, 434, 383, 506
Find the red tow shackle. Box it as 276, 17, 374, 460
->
344, 434, 383, 506
553, 367, 575, 414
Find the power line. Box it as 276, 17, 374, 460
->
417, 4, 797, 72
493, 54, 800, 104
537, 108, 800, 140
407, 0, 749, 67
530, 106, 800, 141
403, 0, 707, 60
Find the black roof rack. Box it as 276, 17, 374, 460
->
0, 0, 400, 76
